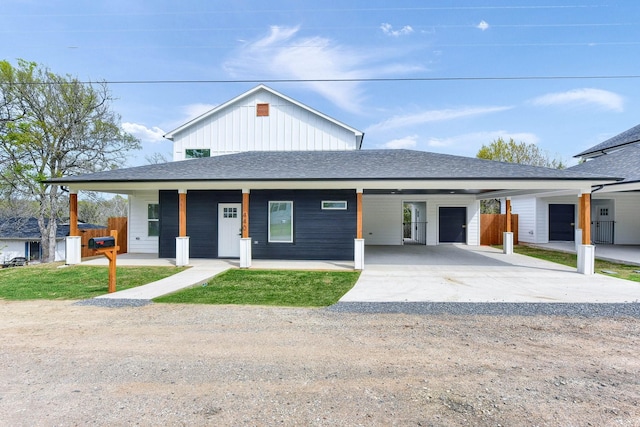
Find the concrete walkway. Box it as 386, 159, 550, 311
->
340, 245, 640, 303
94, 259, 235, 300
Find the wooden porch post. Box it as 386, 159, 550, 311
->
69, 192, 79, 236
240, 189, 252, 268
502, 198, 514, 255
175, 190, 189, 267
65, 190, 82, 265
577, 192, 594, 274
581, 193, 591, 245
242, 191, 250, 238
178, 191, 187, 237
354, 189, 365, 270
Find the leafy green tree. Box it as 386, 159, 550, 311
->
477, 137, 566, 169
0, 59, 140, 262
477, 138, 566, 213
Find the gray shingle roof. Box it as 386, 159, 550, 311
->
0, 218, 105, 239
575, 123, 640, 158
568, 144, 640, 184
49, 149, 618, 184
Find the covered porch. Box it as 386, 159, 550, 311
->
50, 149, 619, 275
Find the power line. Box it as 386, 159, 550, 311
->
3, 22, 635, 34
1, 4, 606, 18
16, 75, 640, 85
13, 41, 640, 50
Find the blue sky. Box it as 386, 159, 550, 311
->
3, 0, 640, 166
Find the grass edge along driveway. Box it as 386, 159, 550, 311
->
153, 269, 361, 307
0, 263, 188, 300
512, 245, 640, 283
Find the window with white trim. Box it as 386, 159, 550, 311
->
321, 200, 347, 210
148, 203, 159, 236
185, 149, 211, 159
269, 201, 293, 242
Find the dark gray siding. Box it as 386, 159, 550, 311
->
250, 190, 356, 260
159, 190, 178, 258
159, 190, 241, 258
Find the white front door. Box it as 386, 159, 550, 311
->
218, 203, 241, 257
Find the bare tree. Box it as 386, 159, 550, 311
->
78, 194, 128, 225
145, 152, 170, 164
0, 60, 140, 262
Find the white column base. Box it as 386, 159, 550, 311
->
240, 238, 252, 268
176, 236, 190, 267
575, 229, 583, 253
503, 232, 514, 255
577, 244, 595, 275
66, 236, 82, 265
354, 239, 365, 270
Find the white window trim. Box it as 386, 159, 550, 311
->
321, 200, 347, 210
268, 201, 293, 243
147, 202, 159, 237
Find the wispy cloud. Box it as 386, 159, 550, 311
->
380, 23, 414, 37
182, 103, 217, 121
477, 20, 490, 31
382, 135, 419, 149
122, 122, 166, 143
224, 25, 423, 113
530, 88, 624, 112
367, 106, 513, 132
427, 131, 539, 149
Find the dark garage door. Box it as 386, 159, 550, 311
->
549, 204, 575, 241
439, 207, 467, 243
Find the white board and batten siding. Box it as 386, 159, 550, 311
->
597, 193, 640, 244
511, 198, 537, 243
514, 195, 576, 244
128, 191, 159, 254
514, 192, 640, 245
172, 90, 359, 160
362, 195, 480, 246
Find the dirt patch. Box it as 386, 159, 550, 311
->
1, 300, 639, 426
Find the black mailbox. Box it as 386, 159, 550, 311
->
88, 236, 116, 250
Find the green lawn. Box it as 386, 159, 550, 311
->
0, 263, 187, 300
512, 245, 640, 282
154, 269, 361, 307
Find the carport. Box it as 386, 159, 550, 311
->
340, 245, 640, 303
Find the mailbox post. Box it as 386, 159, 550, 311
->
89, 230, 120, 293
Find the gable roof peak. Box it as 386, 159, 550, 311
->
162, 84, 364, 146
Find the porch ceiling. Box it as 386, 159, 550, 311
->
364, 188, 493, 195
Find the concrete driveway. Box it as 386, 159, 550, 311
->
340, 245, 640, 303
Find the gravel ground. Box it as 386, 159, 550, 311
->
1, 300, 639, 426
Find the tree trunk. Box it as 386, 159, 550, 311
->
38, 186, 59, 263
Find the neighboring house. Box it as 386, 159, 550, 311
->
49, 85, 615, 270
0, 217, 105, 262
511, 124, 640, 245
